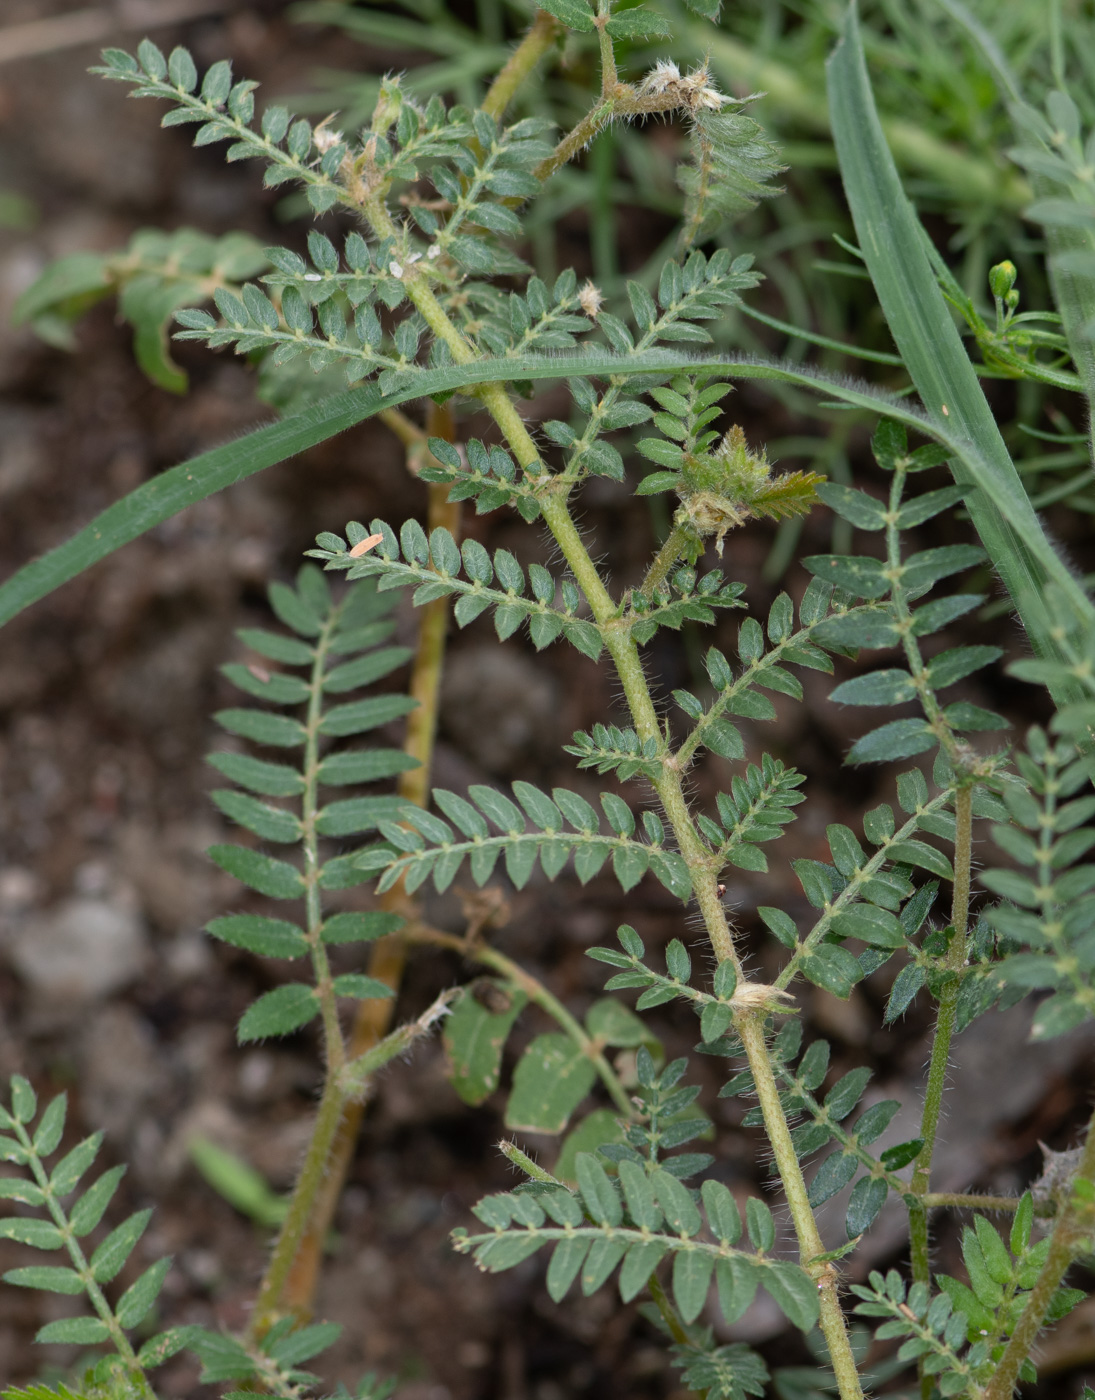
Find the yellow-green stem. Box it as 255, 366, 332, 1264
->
640, 521, 692, 600
250, 1075, 347, 1336
353, 196, 860, 1395
481, 9, 561, 121
922, 1193, 1019, 1212
738, 1014, 864, 1400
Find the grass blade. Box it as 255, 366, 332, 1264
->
826, 3, 1094, 690
2, 335, 1077, 633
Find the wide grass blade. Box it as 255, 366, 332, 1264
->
1, 336, 1077, 632
826, 3, 1094, 689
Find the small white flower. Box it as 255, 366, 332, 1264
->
304, 273, 322, 282
427, 244, 441, 260
389, 261, 403, 279
406, 252, 422, 265
312, 117, 344, 154
638, 60, 681, 96
578, 279, 604, 319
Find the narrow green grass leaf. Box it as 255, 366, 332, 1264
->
826, 9, 1095, 698
0, 353, 964, 634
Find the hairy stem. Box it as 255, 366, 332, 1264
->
983, 1104, 1095, 1400
481, 9, 560, 121
640, 520, 691, 600
351, 195, 861, 1392
249, 1074, 348, 1337
738, 1013, 864, 1400
921, 1192, 1020, 1212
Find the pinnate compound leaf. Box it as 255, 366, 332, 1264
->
801, 943, 862, 997
11, 1077, 36, 1124
815, 482, 886, 529
807, 1151, 859, 1206
207, 751, 304, 797
215, 709, 306, 748
576, 1153, 622, 1226
321, 911, 403, 944
585, 998, 651, 1048
745, 1196, 775, 1252
885, 840, 953, 879
803, 554, 889, 599
885, 964, 926, 1022
716, 1255, 760, 1323
829, 669, 916, 707
812, 609, 899, 649
332, 974, 394, 1000
581, 1236, 628, 1294
702, 1180, 742, 1245
212, 790, 300, 843
546, 1238, 589, 1301
268, 1320, 343, 1366
32, 1094, 66, 1158
830, 906, 905, 949
90, 1208, 152, 1283
653, 1170, 702, 1236
505, 1034, 597, 1133
846, 1175, 888, 1237
237, 984, 318, 1042
138, 1325, 199, 1367
0, 1179, 43, 1206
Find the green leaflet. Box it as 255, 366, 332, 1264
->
443, 982, 528, 1106
505, 1034, 598, 1134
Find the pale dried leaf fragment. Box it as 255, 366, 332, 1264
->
349, 533, 385, 558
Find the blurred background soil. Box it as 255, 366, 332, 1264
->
0, 3, 1094, 1397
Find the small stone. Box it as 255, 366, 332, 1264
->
5, 896, 146, 1002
